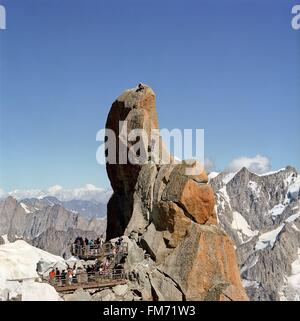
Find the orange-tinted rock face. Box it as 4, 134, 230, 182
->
105, 84, 159, 240
159, 223, 249, 301
105, 84, 248, 301
187, 227, 248, 301
157, 201, 192, 248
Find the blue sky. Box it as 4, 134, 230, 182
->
0, 0, 299, 190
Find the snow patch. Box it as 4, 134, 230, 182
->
231, 211, 258, 243
21, 280, 62, 301
259, 168, 286, 176
285, 212, 300, 224
255, 224, 284, 250
208, 172, 220, 181
222, 172, 236, 184
217, 186, 232, 211
269, 204, 286, 218
241, 255, 259, 274
0, 240, 63, 301
242, 279, 260, 288
20, 202, 32, 214
1, 235, 9, 244
248, 181, 261, 197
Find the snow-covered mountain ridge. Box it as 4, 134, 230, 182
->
209, 166, 300, 300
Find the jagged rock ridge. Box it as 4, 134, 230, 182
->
0, 196, 106, 257
210, 166, 300, 300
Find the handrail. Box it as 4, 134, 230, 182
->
46, 269, 127, 288
71, 242, 128, 258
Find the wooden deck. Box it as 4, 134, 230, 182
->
54, 279, 127, 293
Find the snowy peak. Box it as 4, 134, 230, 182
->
0, 184, 113, 203
209, 166, 298, 185
210, 165, 300, 301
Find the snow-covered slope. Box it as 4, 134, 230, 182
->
0, 240, 63, 301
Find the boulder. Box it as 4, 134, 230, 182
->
112, 284, 129, 297
148, 269, 183, 301
161, 164, 215, 225
64, 288, 91, 301
140, 223, 170, 263
91, 289, 116, 301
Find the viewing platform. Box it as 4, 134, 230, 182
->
46, 269, 128, 293
39, 240, 129, 294
71, 242, 128, 260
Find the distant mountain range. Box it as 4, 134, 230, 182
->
0, 196, 106, 258
0, 184, 112, 219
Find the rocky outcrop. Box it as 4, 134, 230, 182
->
209, 166, 300, 300
105, 85, 160, 240
104, 84, 248, 301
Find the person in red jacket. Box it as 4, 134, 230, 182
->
49, 269, 56, 285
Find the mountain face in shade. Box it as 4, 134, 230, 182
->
209, 166, 300, 300
0, 196, 106, 257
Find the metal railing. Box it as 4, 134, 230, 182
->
46, 269, 127, 288
71, 242, 128, 258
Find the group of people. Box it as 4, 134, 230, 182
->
49, 264, 77, 286
72, 236, 125, 257
73, 235, 105, 256
48, 255, 123, 287
47, 236, 127, 288
74, 235, 105, 248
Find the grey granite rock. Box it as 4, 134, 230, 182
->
210, 166, 300, 300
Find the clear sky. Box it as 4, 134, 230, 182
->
0, 0, 299, 190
